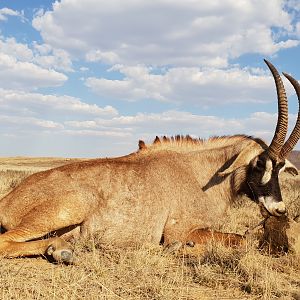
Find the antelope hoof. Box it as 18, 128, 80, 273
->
46, 246, 74, 264
53, 249, 74, 264
186, 240, 195, 247
61, 250, 73, 262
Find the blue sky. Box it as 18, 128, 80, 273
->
0, 0, 299, 157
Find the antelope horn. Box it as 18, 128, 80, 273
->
264, 59, 288, 161
279, 72, 300, 160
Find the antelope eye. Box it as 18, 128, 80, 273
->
256, 159, 265, 170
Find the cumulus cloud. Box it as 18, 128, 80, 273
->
0, 115, 63, 130
32, 0, 299, 67
0, 8, 24, 21
85, 64, 296, 105
86, 50, 120, 65
296, 22, 300, 37
0, 36, 74, 90
0, 52, 67, 90
286, 0, 300, 12
0, 88, 120, 156
0, 37, 73, 73
65, 111, 241, 137
0, 37, 33, 61
32, 43, 73, 72
63, 129, 131, 138
0, 88, 118, 117
64, 110, 299, 146
1, 106, 298, 157
1, 1, 299, 157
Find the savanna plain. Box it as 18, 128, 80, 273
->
0, 156, 299, 300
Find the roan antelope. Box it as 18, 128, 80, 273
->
0, 60, 299, 263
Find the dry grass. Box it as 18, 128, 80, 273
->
0, 157, 300, 299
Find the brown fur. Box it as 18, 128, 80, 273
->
259, 215, 289, 255
259, 215, 300, 256
185, 228, 245, 248
181, 228, 246, 255
0, 134, 292, 262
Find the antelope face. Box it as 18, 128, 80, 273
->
247, 152, 286, 216
245, 60, 300, 216
219, 60, 299, 216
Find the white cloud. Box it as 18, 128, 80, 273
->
0, 52, 67, 90
32, 42, 73, 72
79, 67, 89, 72
1, 106, 298, 157
296, 22, 300, 37
0, 36, 70, 90
63, 129, 131, 138
0, 88, 118, 117
0, 37, 33, 61
0, 115, 63, 130
65, 111, 241, 135
0, 1, 299, 158
286, 0, 300, 12
32, 0, 299, 67
85, 64, 295, 105
86, 50, 120, 65
63, 110, 299, 151
0, 8, 24, 21
0, 36, 73, 79
0, 88, 120, 156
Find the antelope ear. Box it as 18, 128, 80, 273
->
138, 140, 147, 151
218, 145, 262, 176
281, 159, 298, 176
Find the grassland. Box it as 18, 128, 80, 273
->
0, 157, 299, 299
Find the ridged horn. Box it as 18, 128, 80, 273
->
279, 72, 300, 160
264, 59, 288, 161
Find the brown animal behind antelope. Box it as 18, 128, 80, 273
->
0, 60, 299, 263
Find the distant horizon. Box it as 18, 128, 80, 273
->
0, 1, 299, 157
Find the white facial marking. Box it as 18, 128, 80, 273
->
259, 196, 286, 216
279, 161, 286, 174
261, 159, 273, 185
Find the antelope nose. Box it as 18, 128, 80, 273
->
275, 202, 286, 215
